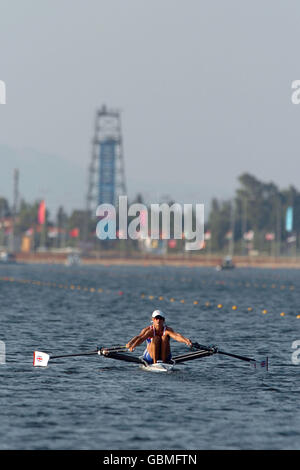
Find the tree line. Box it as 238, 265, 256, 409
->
206, 173, 298, 255
0, 173, 298, 255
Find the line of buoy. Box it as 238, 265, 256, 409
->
0, 275, 299, 318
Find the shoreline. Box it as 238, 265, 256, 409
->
8, 252, 300, 269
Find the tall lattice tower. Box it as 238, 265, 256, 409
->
86, 105, 126, 215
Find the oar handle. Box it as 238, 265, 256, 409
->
100, 345, 127, 352
192, 342, 217, 353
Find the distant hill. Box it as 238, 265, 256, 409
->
0, 145, 87, 218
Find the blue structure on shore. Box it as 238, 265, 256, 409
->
99, 139, 117, 206
87, 105, 126, 212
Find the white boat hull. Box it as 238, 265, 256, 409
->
139, 361, 174, 373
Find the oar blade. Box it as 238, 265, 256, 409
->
250, 357, 269, 371
33, 351, 50, 367
261, 357, 269, 370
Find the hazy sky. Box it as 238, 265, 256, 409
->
1, 0, 300, 217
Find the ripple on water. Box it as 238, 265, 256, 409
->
0, 264, 299, 449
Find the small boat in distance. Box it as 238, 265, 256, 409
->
65, 253, 81, 267
216, 255, 235, 271
0, 251, 17, 264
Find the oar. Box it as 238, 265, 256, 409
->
51, 350, 100, 359
192, 342, 268, 369
33, 345, 127, 367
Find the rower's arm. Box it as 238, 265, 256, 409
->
126, 327, 151, 351
166, 327, 192, 347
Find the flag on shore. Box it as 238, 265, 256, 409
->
287, 235, 296, 243
243, 230, 254, 241
204, 231, 211, 240
38, 200, 46, 225
69, 228, 79, 238
48, 228, 59, 238
265, 233, 275, 241
25, 227, 34, 236
286, 207, 293, 232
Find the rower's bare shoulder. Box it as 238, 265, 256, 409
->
165, 326, 177, 338
140, 326, 152, 336
165, 326, 174, 333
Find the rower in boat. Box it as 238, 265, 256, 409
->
125, 310, 192, 365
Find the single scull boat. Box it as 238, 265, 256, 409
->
33, 343, 268, 373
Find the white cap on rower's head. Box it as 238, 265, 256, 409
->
152, 310, 165, 320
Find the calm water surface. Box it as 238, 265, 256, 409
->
0, 263, 299, 450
